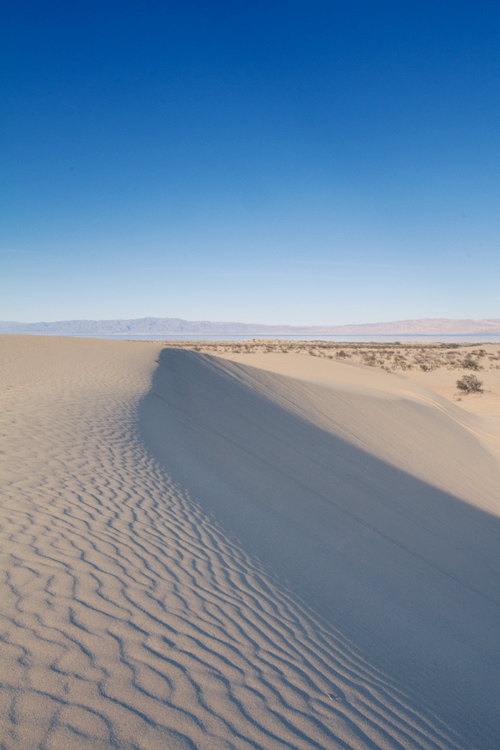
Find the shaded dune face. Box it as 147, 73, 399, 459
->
1, 337, 499, 750
140, 349, 500, 749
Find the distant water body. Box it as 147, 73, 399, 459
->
48, 333, 500, 343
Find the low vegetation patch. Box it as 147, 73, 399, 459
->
456, 374, 483, 394
142, 340, 498, 378
462, 357, 482, 371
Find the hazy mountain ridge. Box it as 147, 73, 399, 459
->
1, 316, 500, 335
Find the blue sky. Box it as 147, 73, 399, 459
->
2, 1, 499, 325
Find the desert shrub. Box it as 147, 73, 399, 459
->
462, 357, 482, 370
456, 374, 483, 394
462, 357, 483, 371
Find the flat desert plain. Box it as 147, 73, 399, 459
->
1, 335, 500, 750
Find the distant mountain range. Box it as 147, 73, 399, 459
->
1, 317, 500, 336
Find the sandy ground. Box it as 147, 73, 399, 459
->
1, 335, 500, 749
217, 350, 500, 461
160, 340, 500, 419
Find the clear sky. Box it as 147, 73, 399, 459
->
2, 1, 499, 325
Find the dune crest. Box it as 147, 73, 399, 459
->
1, 337, 499, 749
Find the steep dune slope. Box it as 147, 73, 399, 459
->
141, 349, 500, 748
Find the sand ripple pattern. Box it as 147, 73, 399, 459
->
0, 340, 475, 749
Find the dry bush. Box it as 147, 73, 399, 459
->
462, 357, 482, 371
456, 374, 483, 394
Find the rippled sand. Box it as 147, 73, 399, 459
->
1, 335, 499, 749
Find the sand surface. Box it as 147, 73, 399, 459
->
1, 336, 500, 749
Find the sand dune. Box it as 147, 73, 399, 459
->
1, 337, 500, 749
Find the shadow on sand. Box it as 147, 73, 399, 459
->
139, 348, 500, 749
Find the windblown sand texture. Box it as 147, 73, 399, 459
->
1, 336, 500, 750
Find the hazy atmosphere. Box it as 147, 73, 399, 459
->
2, 1, 500, 323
